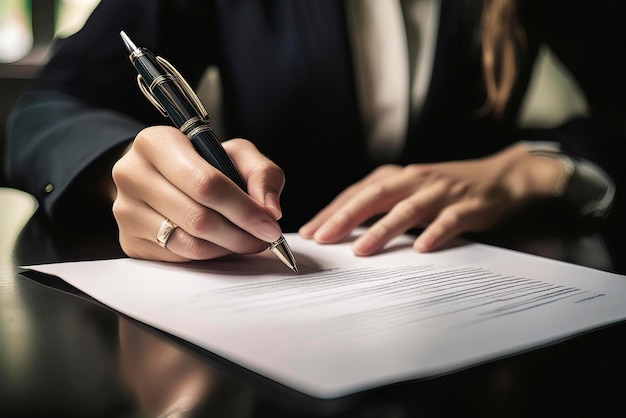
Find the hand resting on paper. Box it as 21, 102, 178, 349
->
300, 143, 567, 255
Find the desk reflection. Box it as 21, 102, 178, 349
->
118, 318, 255, 418
115, 314, 531, 418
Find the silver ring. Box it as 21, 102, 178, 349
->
156, 218, 178, 248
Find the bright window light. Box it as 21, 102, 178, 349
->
0, 0, 33, 63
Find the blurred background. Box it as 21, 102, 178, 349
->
0, 0, 588, 185
0, 0, 101, 186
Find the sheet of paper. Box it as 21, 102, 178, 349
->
25, 233, 626, 398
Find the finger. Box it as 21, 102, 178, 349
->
414, 200, 478, 252
352, 179, 452, 256
309, 173, 417, 244
114, 153, 268, 255
133, 127, 282, 244
224, 138, 285, 219
298, 186, 360, 238
298, 184, 364, 239
299, 165, 401, 238
116, 200, 233, 261
310, 187, 393, 244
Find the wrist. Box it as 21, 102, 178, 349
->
512, 150, 574, 201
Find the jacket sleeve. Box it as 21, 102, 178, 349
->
6, 91, 145, 224
5, 0, 214, 226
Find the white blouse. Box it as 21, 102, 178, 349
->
345, 0, 440, 162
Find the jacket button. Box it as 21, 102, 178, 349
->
44, 183, 54, 193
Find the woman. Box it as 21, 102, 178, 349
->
6, 0, 624, 266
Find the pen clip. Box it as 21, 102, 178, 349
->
156, 56, 210, 121
136, 75, 168, 117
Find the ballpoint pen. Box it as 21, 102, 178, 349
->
120, 31, 298, 273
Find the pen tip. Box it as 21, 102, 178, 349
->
269, 236, 299, 273
120, 30, 138, 53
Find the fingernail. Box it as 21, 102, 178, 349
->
298, 224, 313, 238
415, 235, 434, 252
353, 235, 379, 256
313, 224, 334, 243
264, 192, 282, 220
258, 219, 282, 242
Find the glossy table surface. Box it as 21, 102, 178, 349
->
1, 187, 625, 418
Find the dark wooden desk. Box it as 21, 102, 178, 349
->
1, 187, 625, 418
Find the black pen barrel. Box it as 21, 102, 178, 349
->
189, 127, 247, 191
130, 49, 246, 190
132, 53, 198, 127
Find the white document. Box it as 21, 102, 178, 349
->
25, 233, 626, 398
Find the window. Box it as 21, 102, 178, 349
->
0, 0, 32, 63
56, 0, 101, 39
0, 0, 100, 64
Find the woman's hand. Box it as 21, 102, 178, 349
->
300, 143, 566, 255
111, 126, 285, 262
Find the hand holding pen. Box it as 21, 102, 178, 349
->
112, 32, 297, 272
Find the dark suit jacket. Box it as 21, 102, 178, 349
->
5, 0, 626, 253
